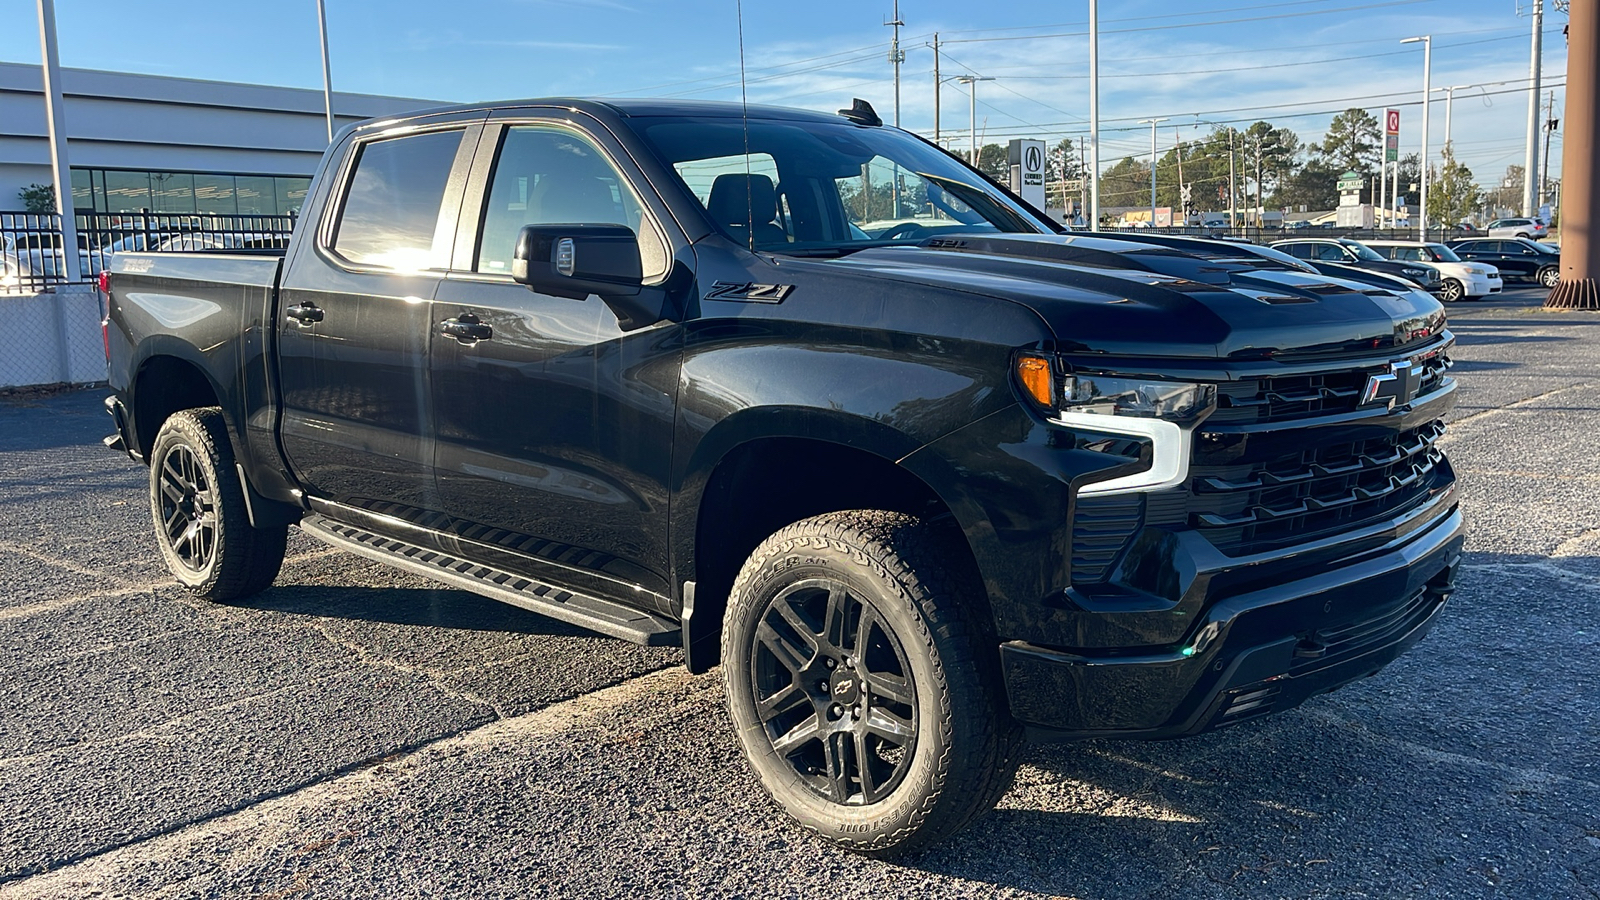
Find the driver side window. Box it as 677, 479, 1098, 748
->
475, 125, 668, 279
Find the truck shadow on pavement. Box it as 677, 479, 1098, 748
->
891, 548, 1600, 898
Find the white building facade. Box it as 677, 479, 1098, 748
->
0, 62, 436, 214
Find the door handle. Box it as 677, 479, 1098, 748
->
440, 314, 493, 344
285, 302, 324, 325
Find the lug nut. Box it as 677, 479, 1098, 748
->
830, 704, 842, 717
825, 659, 836, 669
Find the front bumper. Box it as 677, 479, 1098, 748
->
1001, 494, 1463, 740
1465, 273, 1501, 297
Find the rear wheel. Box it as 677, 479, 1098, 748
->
1438, 278, 1464, 302
722, 510, 1021, 856
1538, 265, 1560, 288
1516, 232, 1531, 239
149, 408, 286, 601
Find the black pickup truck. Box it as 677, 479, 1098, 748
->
104, 97, 1463, 855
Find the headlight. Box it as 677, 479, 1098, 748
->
1401, 267, 1429, 280
1016, 356, 1218, 495
1062, 374, 1217, 423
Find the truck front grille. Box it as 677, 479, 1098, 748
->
1071, 494, 1145, 584
1206, 353, 1450, 426
1188, 419, 1449, 556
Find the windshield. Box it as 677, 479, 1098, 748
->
633, 116, 1050, 254
1344, 242, 1386, 261
1425, 243, 1462, 262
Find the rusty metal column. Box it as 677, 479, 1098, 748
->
1547, 0, 1600, 310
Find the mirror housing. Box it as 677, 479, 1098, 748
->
511, 223, 670, 330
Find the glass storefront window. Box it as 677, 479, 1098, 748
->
102, 171, 152, 213
275, 177, 310, 215
67, 168, 310, 217
151, 173, 195, 213
234, 176, 278, 215
193, 174, 239, 215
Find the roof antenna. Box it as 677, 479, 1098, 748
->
736, 0, 754, 250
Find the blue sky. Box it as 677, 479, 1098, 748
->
0, 0, 1568, 188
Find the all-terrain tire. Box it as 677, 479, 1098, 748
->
721, 510, 1023, 857
148, 408, 286, 602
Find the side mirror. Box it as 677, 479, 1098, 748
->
513, 223, 642, 301
512, 223, 669, 329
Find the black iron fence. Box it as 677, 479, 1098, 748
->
2, 210, 297, 294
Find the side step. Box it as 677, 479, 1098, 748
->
299, 515, 679, 647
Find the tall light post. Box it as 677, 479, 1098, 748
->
1138, 117, 1169, 226
1088, 0, 1101, 231
886, 0, 904, 128
34, 0, 79, 286
1522, 0, 1544, 218
956, 75, 994, 167
317, 0, 334, 143
1402, 35, 1431, 237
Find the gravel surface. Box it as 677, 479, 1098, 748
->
1, 286, 1596, 899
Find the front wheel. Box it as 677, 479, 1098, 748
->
149, 408, 286, 601
1538, 266, 1560, 288
1437, 278, 1464, 302
722, 511, 1022, 857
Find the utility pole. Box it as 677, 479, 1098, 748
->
1545, 0, 1596, 309
317, 0, 334, 143
886, 0, 903, 128
1522, 0, 1544, 218
1139, 117, 1169, 226
1541, 89, 1557, 209
1088, 0, 1101, 231
1079, 135, 1089, 227
1174, 127, 1185, 224
931, 34, 940, 145
35, 0, 80, 286
1228, 131, 1236, 231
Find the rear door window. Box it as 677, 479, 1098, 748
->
332, 129, 465, 269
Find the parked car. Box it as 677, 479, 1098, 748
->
104, 96, 1462, 854
1486, 217, 1549, 240
1269, 238, 1445, 293
0, 231, 92, 282
1363, 240, 1502, 302
1448, 237, 1562, 287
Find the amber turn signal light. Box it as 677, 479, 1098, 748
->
1015, 355, 1054, 410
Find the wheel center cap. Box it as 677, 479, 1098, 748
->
829, 669, 861, 705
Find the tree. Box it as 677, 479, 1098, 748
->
974, 144, 1010, 183
1312, 108, 1381, 177
1239, 122, 1301, 217
1395, 152, 1421, 211
1427, 142, 1482, 227
18, 183, 54, 214
1275, 158, 1340, 212
1097, 155, 1153, 209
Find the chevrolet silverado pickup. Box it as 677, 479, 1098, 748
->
104, 97, 1463, 855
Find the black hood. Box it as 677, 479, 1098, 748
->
826, 234, 1446, 359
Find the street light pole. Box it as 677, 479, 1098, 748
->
1138, 117, 1169, 226
1402, 35, 1432, 237
957, 75, 993, 168
34, 0, 80, 286
931, 34, 940, 145
1522, 0, 1545, 218
317, 0, 334, 143
1088, 0, 1101, 231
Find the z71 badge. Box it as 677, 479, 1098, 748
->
705, 281, 795, 303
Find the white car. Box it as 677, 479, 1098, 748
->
1486, 217, 1549, 240
1364, 240, 1502, 302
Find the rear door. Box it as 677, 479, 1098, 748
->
427, 117, 685, 608
278, 114, 484, 517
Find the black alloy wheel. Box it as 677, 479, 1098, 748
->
722, 511, 1022, 856
156, 444, 217, 572
751, 578, 918, 805
1438, 278, 1464, 302
148, 408, 287, 601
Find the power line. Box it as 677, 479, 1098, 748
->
941, 0, 1438, 45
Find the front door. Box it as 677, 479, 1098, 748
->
429, 120, 682, 608
278, 118, 481, 519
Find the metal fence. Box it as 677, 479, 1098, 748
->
2, 210, 296, 295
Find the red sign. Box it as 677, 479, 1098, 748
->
1386, 109, 1401, 135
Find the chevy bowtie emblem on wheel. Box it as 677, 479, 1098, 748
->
1361, 360, 1423, 409
833, 679, 855, 697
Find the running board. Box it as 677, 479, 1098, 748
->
299, 515, 679, 647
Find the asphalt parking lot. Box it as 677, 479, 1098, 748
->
1, 284, 1596, 900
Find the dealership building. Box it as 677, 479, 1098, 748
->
0, 61, 436, 215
